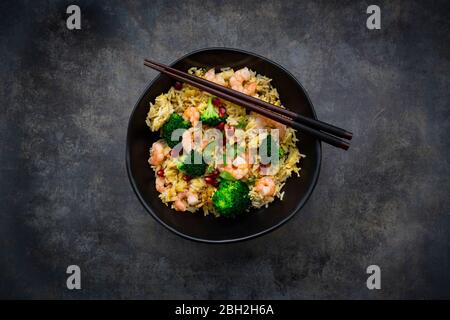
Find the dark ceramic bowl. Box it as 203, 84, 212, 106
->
126, 48, 321, 243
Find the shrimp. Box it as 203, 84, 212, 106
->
220, 155, 249, 180
155, 176, 167, 193
254, 113, 286, 139
186, 192, 200, 206
173, 191, 199, 212
204, 68, 215, 82
182, 127, 209, 153
173, 196, 187, 212
229, 67, 257, 96
149, 141, 167, 166
229, 67, 251, 84
243, 82, 257, 96
255, 177, 276, 197
204, 68, 227, 86
183, 106, 200, 126
182, 128, 194, 153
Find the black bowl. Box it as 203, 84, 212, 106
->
126, 48, 321, 243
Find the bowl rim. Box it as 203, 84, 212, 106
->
126, 47, 322, 244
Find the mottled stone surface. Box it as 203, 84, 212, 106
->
1, 0, 449, 299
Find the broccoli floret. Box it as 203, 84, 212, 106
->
200, 97, 227, 126
162, 113, 190, 148
278, 146, 286, 158
212, 180, 250, 218
177, 150, 207, 177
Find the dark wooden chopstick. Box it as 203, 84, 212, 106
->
145, 59, 352, 141
143, 60, 350, 150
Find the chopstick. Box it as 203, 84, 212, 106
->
146, 59, 353, 141
143, 59, 351, 150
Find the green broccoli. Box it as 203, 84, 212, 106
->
212, 180, 250, 218
200, 97, 227, 126
177, 150, 208, 177
278, 146, 286, 158
162, 113, 191, 148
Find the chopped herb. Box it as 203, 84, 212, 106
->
219, 171, 236, 181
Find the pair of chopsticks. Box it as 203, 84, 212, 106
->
143, 59, 352, 150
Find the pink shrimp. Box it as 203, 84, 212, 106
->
173, 191, 200, 212
183, 107, 200, 126
173, 196, 187, 211
220, 155, 249, 180
255, 177, 276, 197
181, 127, 208, 153
149, 141, 167, 166
204, 68, 226, 86
243, 82, 257, 96
229, 67, 257, 96
155, 176, 167, 193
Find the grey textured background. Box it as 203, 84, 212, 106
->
1, 0, 449, 299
